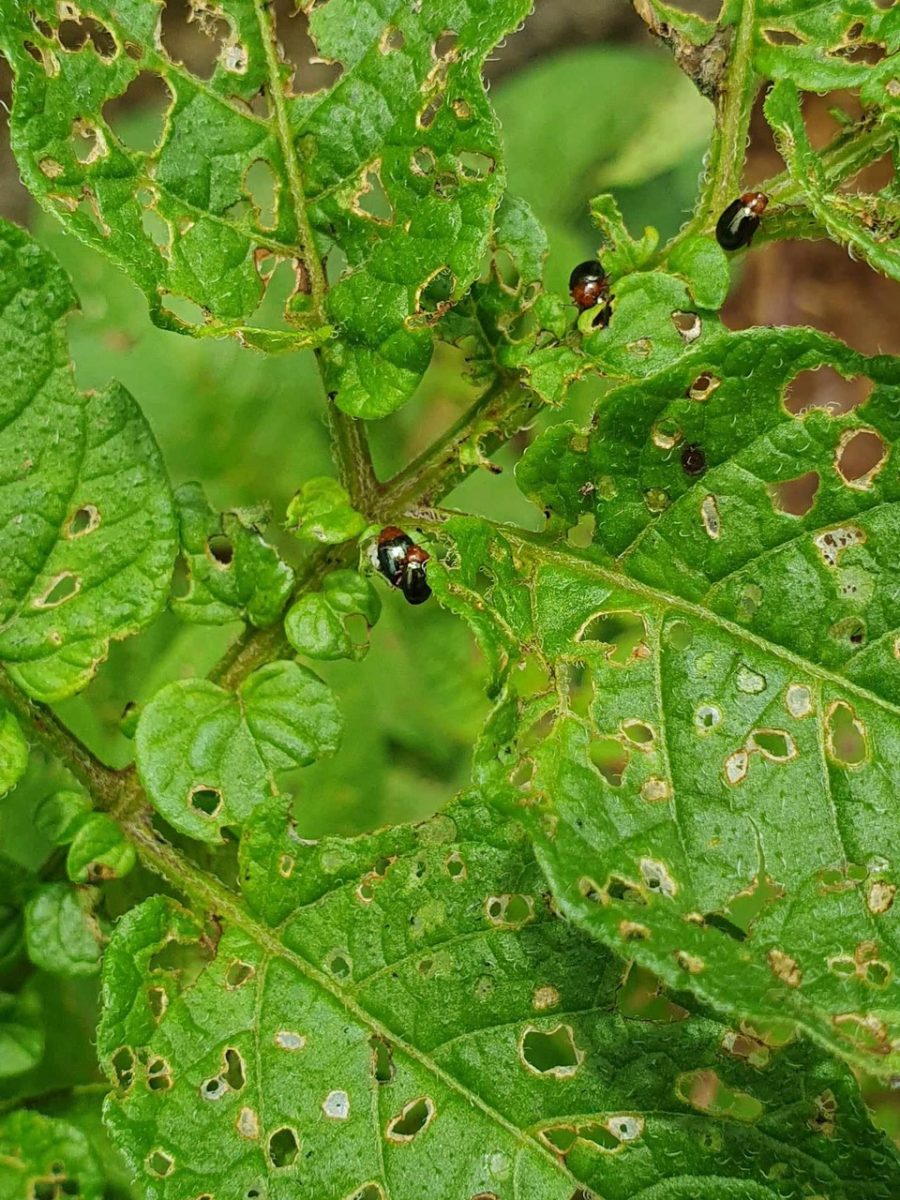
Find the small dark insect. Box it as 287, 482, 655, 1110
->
715, 192, 768, 251
569, 259, 609, 310
374, 526, 432, 605
681, 443, 707, 476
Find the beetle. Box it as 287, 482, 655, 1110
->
569, 259, 609, 310
373, 527, 431, 605
715, 192, 768, 251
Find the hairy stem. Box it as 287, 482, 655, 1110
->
0, 667, 124, 811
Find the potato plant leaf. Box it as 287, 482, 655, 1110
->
0, 221, 176, 702
134, 661, 342, 843
0, 1110, 104, 1200
421, 330, 900, 1079
173, 482, 294, 627
24, 883, 104, 977
0, 0, 530, 416
284, 569, 381, 662
0, 707, 28, 798
97, 797, 900, 1200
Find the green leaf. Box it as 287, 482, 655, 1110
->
66, 813, 136, 884
0, 708, 28, 799
173, 482, 294, 627
589, 193, 659, 277
98, 797, 900, 1200
765, 80, 900, 282
0, 0, 531, 416
0, 220, 176, 702
752, 1, 900, 101
284, 569, 381, 662
285, 476, 366, 545
425, 330, 900, 1079
134, 661, 342, 843
0, 986, 44, 1079
668, 235, 732, 309
25, 883, 104, 977
0, 1110, 104, 1200
34, 790, 92, 847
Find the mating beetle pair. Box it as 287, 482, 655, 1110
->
373, 526, 431, 605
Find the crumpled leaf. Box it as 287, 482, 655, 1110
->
427, 327, 900, 1078
97, 797, 900, 1200
24, 883, 104, 977
66, 812, 136, 884
134, 661, 342, 843
0, 0, 531, 416
284, 569, 381, 662
34, 790, 92, 847
765, 79, 900, 281
173, 482, 294, 627
285, 476, 367, 545
0, 1109, 104, 1200
0, 220, 176, 702
0, 707, 28, 798
0, 985, 43, 1079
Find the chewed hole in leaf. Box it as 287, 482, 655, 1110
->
749, 729, 796, 762
245, 160, 279, 230
763, 27, 805, 46
485, 893, 535, 928
326, 949, 352, 979
577, 610, 647, 665
160, 1, 233, 80
58, 12, 116, 57
410, 146, 436, 176
103, 72, 173, 153
386, 1097, 435, 1142
826, 701, 868, 765
33, 572, 80, 608
275, 1029, 306, 1050
830, 615, 866, 648
223, 1048, 246, 1089
275, 1, 343, 94
589, 737, 629, 787
352, 161, 393, 224
622, 720, 654, 748
65, 504, 101, 538
457, 150, 495, 180
784, 366, 871, 415
664, 619, 692, 650
688, 372, 720, 402
268, 1127, 299, 1168
112, 1046, 135, 1089
520, 1025, 582, 1077
189, 787, 222, 818
676, 1069, 764, 1122
415, 266, 454, 318
835, 428, 887, 489
380, 24, 404, 52
417, 93, 444, 130
146, 1148, 175, 1177
370, 1036, 394, 1084
694, 704, 721, 733
672, 310, 701, 342
350, 1186, 386, 1200
206, 533, 234, 567
771, 471, 819, 516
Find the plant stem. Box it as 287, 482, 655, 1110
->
0, 667, 124, 811
324, 388, 380, 512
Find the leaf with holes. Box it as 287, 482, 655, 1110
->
173, 482, 294, 627
66, 812, 136, 884
422, 330, 900, 1079
97, 797, 900, 1200
284, 569, 381, 662
0, 220, 176, 702
0, 0, 530, 415
765, 79, 900, 281
134, 661, 342, 843
0, 1110, 104, 1199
